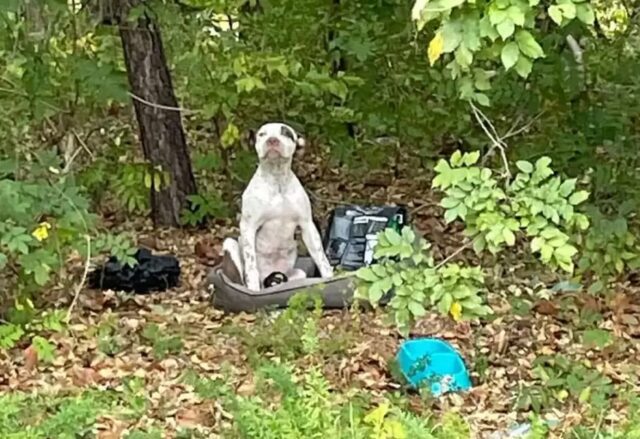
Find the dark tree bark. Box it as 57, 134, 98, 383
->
111, 0, 197, 227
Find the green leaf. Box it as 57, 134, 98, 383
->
441, 197, 460, 209
33, 265, 50, 286
0, 252, 6, 269
32, 336, 55, 363
450, 150, 463, 166
514, 56, 533, 78
503, 228, 516, 246
558, 2, 576, 20
441, 0, 465, 8
576, 3, 595, 25
408, 301, 427, 317
559, 178, 577, 197
356, 267, 379, 282
501, 42, 520, 70
489, 8, 508, 26
515, 30, 545, 59
582, 329, 612, 349
588, 280, 605, 294
385, 228, 402, 245
438, 292, 453, 315
369, 281, 384, 304
548, 5, 564, 25
516, 160, 533, 173
507, 5, 525, 26
496, 18, 515, 40
474, 93, 490, 107
454, 45, 473, 68
555, 244, 578, 259
569, 191, 589, 205
444, 208, 458, 224
578, 386, 591, 404
463, 151, 480, 166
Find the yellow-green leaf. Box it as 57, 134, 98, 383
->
428, 32, 444, 66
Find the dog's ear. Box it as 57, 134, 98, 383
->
246, 128, 256, 147
294, 135, 306, 159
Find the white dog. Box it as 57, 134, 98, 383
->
221, 122, 334, 291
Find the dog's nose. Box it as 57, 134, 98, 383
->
266, 137, 280, 147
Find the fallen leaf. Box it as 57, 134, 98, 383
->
24, 345, 38, 371
534, 299, 558, 316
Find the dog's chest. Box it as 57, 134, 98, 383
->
255, 192, 300, 251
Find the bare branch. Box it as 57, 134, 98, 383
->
470, 102, 511, 178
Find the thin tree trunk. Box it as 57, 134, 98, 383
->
112, 0, 197, 227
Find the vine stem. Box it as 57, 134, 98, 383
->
470, 101, 511, 179
65, 234, 91, 323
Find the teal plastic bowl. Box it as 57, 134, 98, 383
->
396, 338, 471, 396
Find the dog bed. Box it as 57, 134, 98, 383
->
208, 204, 407, 313
208, 256, 358, 313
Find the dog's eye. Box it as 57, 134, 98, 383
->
280, 126, 295, 141
257, 132, 266, 137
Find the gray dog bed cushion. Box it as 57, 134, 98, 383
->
208, 256, 358, 313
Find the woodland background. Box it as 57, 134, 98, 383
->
0, 0, 640, 438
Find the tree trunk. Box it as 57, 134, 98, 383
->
113, 0, 197, 227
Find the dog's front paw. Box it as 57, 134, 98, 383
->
321, 266, 334, 278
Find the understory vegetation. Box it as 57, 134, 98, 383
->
1, 0, 639, 437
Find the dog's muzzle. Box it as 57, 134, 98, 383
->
265, 137, 282, 155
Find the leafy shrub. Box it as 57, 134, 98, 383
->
356, 227, 490, 335
577, 207, 640, 292
357, 150, 591, 334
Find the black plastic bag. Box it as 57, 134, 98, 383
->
322, 205, 409, 271
88, 248, 180, 294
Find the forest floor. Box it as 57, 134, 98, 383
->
2, 156, 640, 438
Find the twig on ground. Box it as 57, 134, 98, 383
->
72, 129, 96, 160
306, 189, 347, 206
66, 234, 91, 323
410, 201, 438, 216
434, 239, 474, 269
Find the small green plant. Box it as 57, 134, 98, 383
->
120, 376, 149, 419
181, 192, 230, 226
126, 428, 165, 439
0, 390, 113, 438
202, 361, 439, 439
140, 323, 184, 360
518, 355, 614, 413
436, 411, 471, 439
112, 163, 151, 214
363, 402, 408, 439
356, 226, 491, 335
226, 291, 325, 361
581, 328, 614, 350
0, 305, 64, 362
96, 316, 127, 356
576, 208, 640, 293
